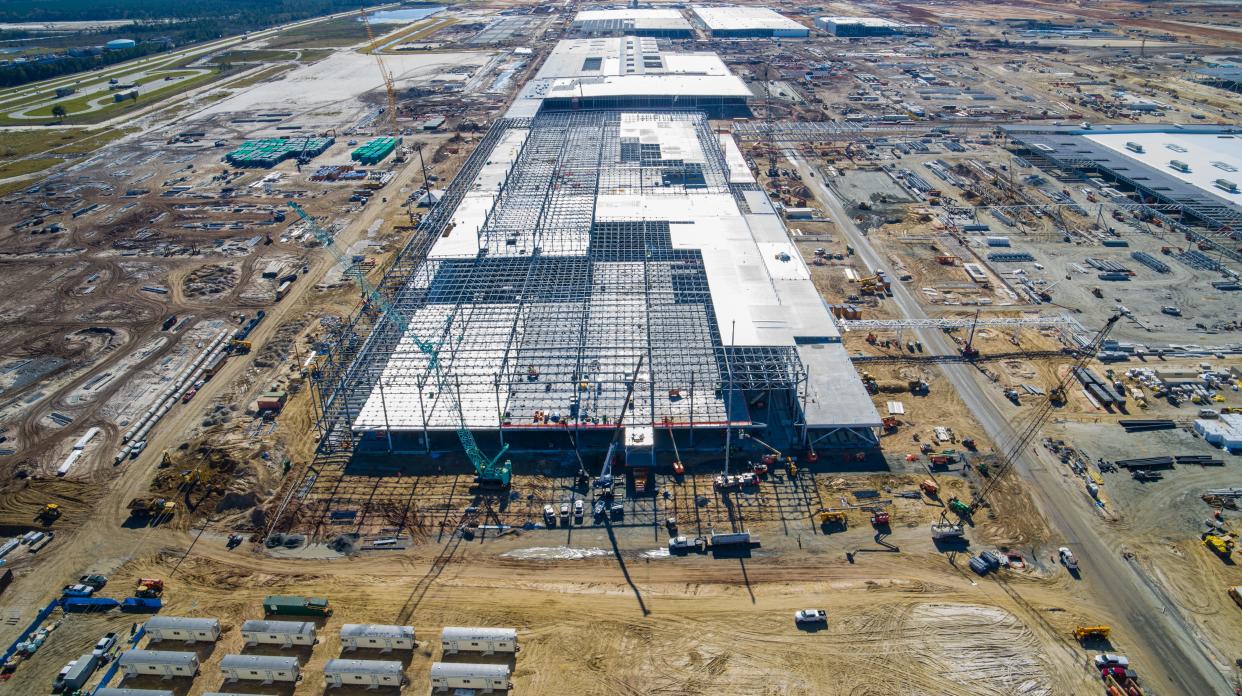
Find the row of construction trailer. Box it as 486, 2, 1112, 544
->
109, 603, 517, 692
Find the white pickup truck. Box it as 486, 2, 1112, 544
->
794, 609, 827, 625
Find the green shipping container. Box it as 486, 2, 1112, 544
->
264, 594, 332, 617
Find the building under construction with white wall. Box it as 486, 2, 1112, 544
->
308, 39, 880, 465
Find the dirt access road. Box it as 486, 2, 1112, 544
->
0, 136, 435, 647
787, 148, 1233, 695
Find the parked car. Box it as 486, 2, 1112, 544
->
79, 574, 108, 590
794, 609, 827, 625
1058, 546, 1079, 571
61, 584, 95, 598
92, 633, 117, 657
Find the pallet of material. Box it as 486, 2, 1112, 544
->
1114, 456, 1174, 470
1174, 455, 1224, 466
1118, 419, 1174, 432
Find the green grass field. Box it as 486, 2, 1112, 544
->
263, 16, 371, 49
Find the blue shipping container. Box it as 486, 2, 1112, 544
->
62, 597, 120, 612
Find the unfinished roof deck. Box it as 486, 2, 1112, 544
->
344, 110, 878, 450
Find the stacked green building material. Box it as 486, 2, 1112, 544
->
225, 137, 335, 168
350, 137, 401, 166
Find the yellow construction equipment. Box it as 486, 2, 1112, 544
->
818, 510, 847, 528
38, 503, 61, 522
231, 339, 252, 353
160, 450, 173, 468
1203, 534, 1234, 556
1073, 625, 1111, 641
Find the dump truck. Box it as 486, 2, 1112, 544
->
263, 594, 332, 617
1203, 534, 1234, 556
127, 497, 175, 519
1073, 625, 1110, 641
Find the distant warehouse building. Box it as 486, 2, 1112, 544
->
691, 6, 809, 37
106, 39, 137, 50
572, 9, 693, 38
815, 16, 931, 37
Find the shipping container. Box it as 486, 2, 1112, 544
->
263, 595, 331, 617
62, 597, 120, 612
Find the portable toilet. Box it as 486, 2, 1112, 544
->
220, 654, 300, 684
430, 662, 511, 693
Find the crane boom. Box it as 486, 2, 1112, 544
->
968, 313, 1121, 513
287, 202, 511, 486
359, 7, 399, 135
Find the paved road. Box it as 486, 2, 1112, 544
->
787, 150, 1234, 696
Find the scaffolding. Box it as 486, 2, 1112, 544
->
311, 111, 820, 458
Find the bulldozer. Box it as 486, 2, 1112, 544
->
37, 503, 61, 524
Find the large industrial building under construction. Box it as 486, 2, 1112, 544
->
315, 39, 880, 464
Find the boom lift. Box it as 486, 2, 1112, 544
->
287, 202, 512, 487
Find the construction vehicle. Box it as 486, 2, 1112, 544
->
881, 417, 900, 432
870, 510, 891, 527
1203, 533, 1234, 556
818, 510, 847, 529
289, 203, 512, 488
126, 497, 175, 519
919, 480, 939, 498
591, 356, 645, 505
230, 339, 252, 354
1073, 625, 1111, 641
135, 578, 164, 598
960, 308, 981, 359
37, 503, 61, 523
947, 497, 971, 518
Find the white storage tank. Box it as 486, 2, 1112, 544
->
118, 650, 199, 678
220, 654, 300, 684
323, 659, 406, 689
143, 616, 221, 643
430, 662, 511, 693
241, 619, 317, 647
340, 624, 416, 653
440, 627, 519, 656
